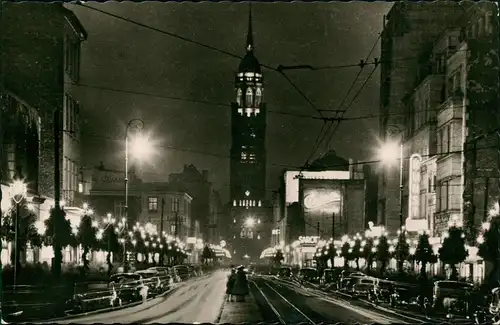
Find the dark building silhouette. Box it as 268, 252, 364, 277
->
228, 9, 269, 262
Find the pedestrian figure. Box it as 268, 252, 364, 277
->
226, 268, 237, 302
232, 266, 249, 302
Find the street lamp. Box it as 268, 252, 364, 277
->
9, 180, 27, 288
245, 217, 255, 228
378, 140, 404, 230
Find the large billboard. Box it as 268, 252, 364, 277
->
299, 179, 343, 239
284, 170, 350, 204
299, 179, 365, 239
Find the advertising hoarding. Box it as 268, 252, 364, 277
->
284, 170, 350, 205
299, 179, 365, 239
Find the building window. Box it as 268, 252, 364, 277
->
170, 224, 176, 234
236, 89, 242, 106
245, 88, 253, 107
171, 198, 180, 212
255, 88, 262, 106
439, 124, 450, 154
258, 200, 262, 207
249, 153, 256, 162
148, 197, 158, 212
64, 36, 81, 81
64, 93, 79, 138
433, 175, 437, 192
241, 152, 247, 162
439, 181, 449, 212
233, 200, 236, 206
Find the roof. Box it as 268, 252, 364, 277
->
238, 5, 261, 74
307, 150, 350, 171
61, 6, 87, 40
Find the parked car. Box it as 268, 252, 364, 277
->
134, 270, 164, 296
173, 265, 190, 281
298, 267, 319, 284
320, 268, 342, 286
432, 280, 473, 315
277, 266, 292, 279
108, 273, 149, 303
147, 267, 174, 289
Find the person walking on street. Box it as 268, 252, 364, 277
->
226, 267, 236, 302
232, 266, 249, 302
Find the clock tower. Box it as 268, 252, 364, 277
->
228, 8, 268, 262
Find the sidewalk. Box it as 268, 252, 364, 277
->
218, 293, 262, 323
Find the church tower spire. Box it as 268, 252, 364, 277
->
246, 5, 254, 52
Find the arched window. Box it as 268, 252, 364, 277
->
245, 88, 253, 107
236, 89, 242, 106
255, 88, 262, 106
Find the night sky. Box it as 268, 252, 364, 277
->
68, 2, 392, 201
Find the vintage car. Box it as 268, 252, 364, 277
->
432, 280, 473, 315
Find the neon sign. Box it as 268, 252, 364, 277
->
299, 236, 319, 244
408, 154, 422, 220
303, 190, 341, 212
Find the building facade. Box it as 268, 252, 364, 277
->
378, 2, 470, 233
273, 151, 370, 251
228, 9, 269, 262
139, 183, 193, 242
379, 2, 498, 281
0, 4, 87, 265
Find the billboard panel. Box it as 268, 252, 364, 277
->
299, 179, 366, 239
284, 170, 350, 204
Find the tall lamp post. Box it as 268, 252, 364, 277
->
124, 119, 146, 271
378, 128, 404, 230
9, 180, 27, 288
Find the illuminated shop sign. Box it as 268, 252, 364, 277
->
408, 154, 422, 220
299, 236, 319, 244
303, 189, 341, 214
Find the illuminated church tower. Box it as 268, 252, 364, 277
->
229, 8, 267, 261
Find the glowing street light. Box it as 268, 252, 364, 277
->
9, 179, 27, 287
245, 217, 256, 228
378, 139, 404, 230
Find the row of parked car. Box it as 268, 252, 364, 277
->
66, 264, 199, 314
274, 266, 488, 321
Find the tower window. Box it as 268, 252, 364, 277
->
258, 200, 262, 207
233, 200, 236, 206
236, 89, 242, 106
245, 88, 253, 107
249, 153, 256, 161
255, 88, 262, 106
241, 152, 247, 162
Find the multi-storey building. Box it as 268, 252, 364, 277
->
380, 2, 498, 281
228, 9, 270, 262
378, 2, 468, 233
139, 183, 192, 241
0, 4, 87, 265
168, 164, 223, 245
274, 151, 371, 248
62, 7, 87, 209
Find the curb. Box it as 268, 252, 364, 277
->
42, 285, 179, 323
47, 272, 216, 322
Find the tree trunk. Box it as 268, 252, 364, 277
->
343, 259, 348, 270
450, 264, 459, 280
82, 246, 90, 271
397, 258, 404, 274
355, 258, 360, 270
420, 261, 427, 278
52, 243, 62, 278
380, 260, 387, 275
106, 252, 112, 277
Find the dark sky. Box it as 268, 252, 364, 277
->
68, 2, 392, 201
